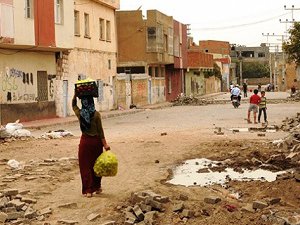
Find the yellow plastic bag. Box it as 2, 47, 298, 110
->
94, 151, 118, 177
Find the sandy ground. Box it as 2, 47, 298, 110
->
0, 101, 299, 225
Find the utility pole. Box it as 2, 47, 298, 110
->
284, 5, 300, 22
262, 33, 286, 91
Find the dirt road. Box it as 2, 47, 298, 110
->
0, 101, 299, 225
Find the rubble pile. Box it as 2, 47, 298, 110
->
0, 157, 78, 184
120, 190, 170, 225
172, 96, 224, 106
289, 91, 300, 101
0, 188, 52, 224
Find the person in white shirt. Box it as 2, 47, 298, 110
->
231, 85, 241, 102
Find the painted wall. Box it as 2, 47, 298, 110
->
74, 0, 117, 52
185, 70, 205, 97
55, 0, 74, 49
13, 0, 35, 45
206, 76, 221, 94
0, 51, 56, 104
0, 51, 57, 123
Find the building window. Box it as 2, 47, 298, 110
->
55, 0, 63, 24
164, 34, 168, 52
106, 20, 111, 41
84, 13, 90, 37
25, 0, 33, 19
148, 67, 153, 76
108, 59, 111, 70
258, 52, 265, 57
147, 26, 163, 52
99, 18, 105, 40
74, 10, 80, 36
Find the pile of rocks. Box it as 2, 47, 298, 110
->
0, 188, 52, 224
120, 190, 170, 225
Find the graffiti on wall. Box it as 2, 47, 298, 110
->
48, 74, 56, 99
1, 67, 35, 102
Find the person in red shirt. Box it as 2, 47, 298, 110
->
248, 89, 261, 124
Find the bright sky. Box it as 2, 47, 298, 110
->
120, 0, 300, 48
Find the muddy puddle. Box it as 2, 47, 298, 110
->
167, 158, 285, 187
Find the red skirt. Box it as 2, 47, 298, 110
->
78, 134, 103, 194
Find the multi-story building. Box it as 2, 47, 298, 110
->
165, 20, 187, 101
116, 10, 176, 108
58, 0, 119, 117
198, 40, 231, 91
186, 49, 215, 96
0, 0, 73, 124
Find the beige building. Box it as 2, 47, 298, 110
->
58, 0, 120, 117
116, 10, 174, 108
0, 0, 73, 123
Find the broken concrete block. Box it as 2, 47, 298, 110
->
295, 173, 300, 182
144, 211, 157, 224
182, 209, 195, 218
124, 211, 137, 222
153, 196, 170, 203
3, 189, 18, 197
124, 218, 135, 225
204, 197, 221, 204
0, 212, 8, 223
241, 204, 255, 213
145, 199, 163, 211
101, 221, 115, 225
173, 203, 184, 212
7, 212, 24, 220
87, 213, 100, 221
133, 205, 144, 221
252, 201, 268, 210
139, 203, 152, 213
7, 199, 26, 210
24, 207, 37, 219
0, 196, 9, 209
266, 198, 281, 205
58, 202, 77, 209
39, 207, 52, 215
21, 197, 37, 204
57, 219, 79, 224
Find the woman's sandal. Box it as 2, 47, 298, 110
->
95, 188, 102, 194
84, 193, 92, 198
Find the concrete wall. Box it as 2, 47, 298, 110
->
0, 51, 57, 123
115, 74, 165, 109
205, 76, 221, 94
55, 0, 74, 49
185, 70, 205, 96
13, 1, 35, 45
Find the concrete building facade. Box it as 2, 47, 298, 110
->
165, 20, 187, 102
0, 0, 73, 124
116, 10, 174, 108
198, 40, 231, 91
57, 0, 119, 118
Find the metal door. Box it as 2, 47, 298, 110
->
63, 80, 68, 117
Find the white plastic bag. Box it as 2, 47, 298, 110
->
5, 120, 23, 135
7, 159, 24, 170
12, 129, 31, 137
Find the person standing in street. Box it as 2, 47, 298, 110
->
242, 82, 248, 97
72, 93, 110, 198
247, 89, 261, 124
258, 91, 267, 124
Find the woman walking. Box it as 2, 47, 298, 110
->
72, 94, 110, 197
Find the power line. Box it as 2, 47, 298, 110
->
191, 12, 290, 31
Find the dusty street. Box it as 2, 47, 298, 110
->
1, 100, 300, 225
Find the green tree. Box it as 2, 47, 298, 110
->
283, 22, 300, 65
237, 62, 269, 78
